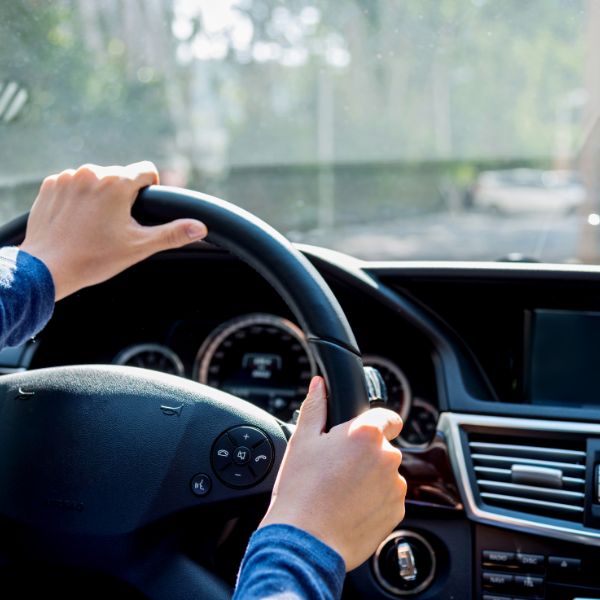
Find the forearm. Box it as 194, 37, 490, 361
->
0, 247, 54, 349
233, 524, 345, 600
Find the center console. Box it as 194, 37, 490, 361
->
477, 524, 600, 599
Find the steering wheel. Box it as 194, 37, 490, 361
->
0, 186, 370, 598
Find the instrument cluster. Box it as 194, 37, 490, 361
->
113, 313, 439, 446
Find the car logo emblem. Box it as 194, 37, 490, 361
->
160, 404, 183, 416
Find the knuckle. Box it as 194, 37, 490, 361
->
56, 169, 75, 185
139, 160, 158, 173
164, 227, 182, 248
384, 446, 402, 469
41, 174, 57, 189
76, 164, 99, 181
351, 422, 382, 445
98, 173, 122, 188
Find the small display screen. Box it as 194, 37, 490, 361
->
526, 309, 600, 406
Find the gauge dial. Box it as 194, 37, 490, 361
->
194, 314, 317, 421
113, 344, 185, 376
362, 355, 412, 423
399, 398, 439, 448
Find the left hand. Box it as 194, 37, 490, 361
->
21, 162, 208, 300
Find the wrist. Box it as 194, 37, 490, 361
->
259, 507, 347, 570
19, 244, 62, 301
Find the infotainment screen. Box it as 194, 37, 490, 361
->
525, 309, 600, 406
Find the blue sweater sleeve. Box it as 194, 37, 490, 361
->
233, 524, 345, 600
0, 247, 55, 349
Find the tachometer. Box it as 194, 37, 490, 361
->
362, 355, 412, 423
399, 398, 439, 448
194, 314, 317, 421
113, 343, 185, 376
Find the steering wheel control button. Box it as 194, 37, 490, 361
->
212, 426, 274, 488
233, 446, 251, 465
190, 473, 212, 497
228, 426, 268, 449
213, 436, 235, 471
251, 440, 274, 478
227, 466, 255, 486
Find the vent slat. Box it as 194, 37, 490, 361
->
474, 467, 585, 490
469, 441, 585, 461
563, 476, 586, 486
471, 453, 586, 473
480, 492, 584, 514
477, 480, 585, 503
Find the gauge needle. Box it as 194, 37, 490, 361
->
412, 419, 425, 438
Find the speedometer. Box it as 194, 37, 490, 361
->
194, 314, 317, 421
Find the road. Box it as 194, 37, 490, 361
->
289, 211, 590, 263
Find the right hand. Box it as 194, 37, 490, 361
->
259, 376, 406, 571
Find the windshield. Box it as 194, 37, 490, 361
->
1, 0, 598, 262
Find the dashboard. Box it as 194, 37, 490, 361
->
17, 249, 439, 450
4, 244, 600, 599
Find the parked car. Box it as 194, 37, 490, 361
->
472, 168, 586, 214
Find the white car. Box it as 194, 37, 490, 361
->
472, 169, 586, 214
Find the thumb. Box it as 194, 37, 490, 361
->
294, 376, 327, 437
143, 219, 208, 252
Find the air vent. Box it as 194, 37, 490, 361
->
468, 438, 586, 523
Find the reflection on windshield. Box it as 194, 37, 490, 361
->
1, 0, 600, 262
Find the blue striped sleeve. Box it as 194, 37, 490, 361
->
233, 524, 345, 600
0, 247, 55, 348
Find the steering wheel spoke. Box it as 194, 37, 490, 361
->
0, 366, 287, 538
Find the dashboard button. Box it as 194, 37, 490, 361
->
548, 556, 581, 572
482, 572, 513, 588
516, 553, 545, 570
228, 426, 268, 449
213, 436, 235, 471
250, 440, 273, 478
483, 550, 515, 566
514, 574, 544, 592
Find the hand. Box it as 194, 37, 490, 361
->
259, 376, 406, 571
20, 162, 207, 300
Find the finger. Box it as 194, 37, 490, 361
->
351, 407, 403, 441
383, 439, 403, 468
140, 218, 208, 254
126, 161, 160, 190
294, 376, 327, 437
